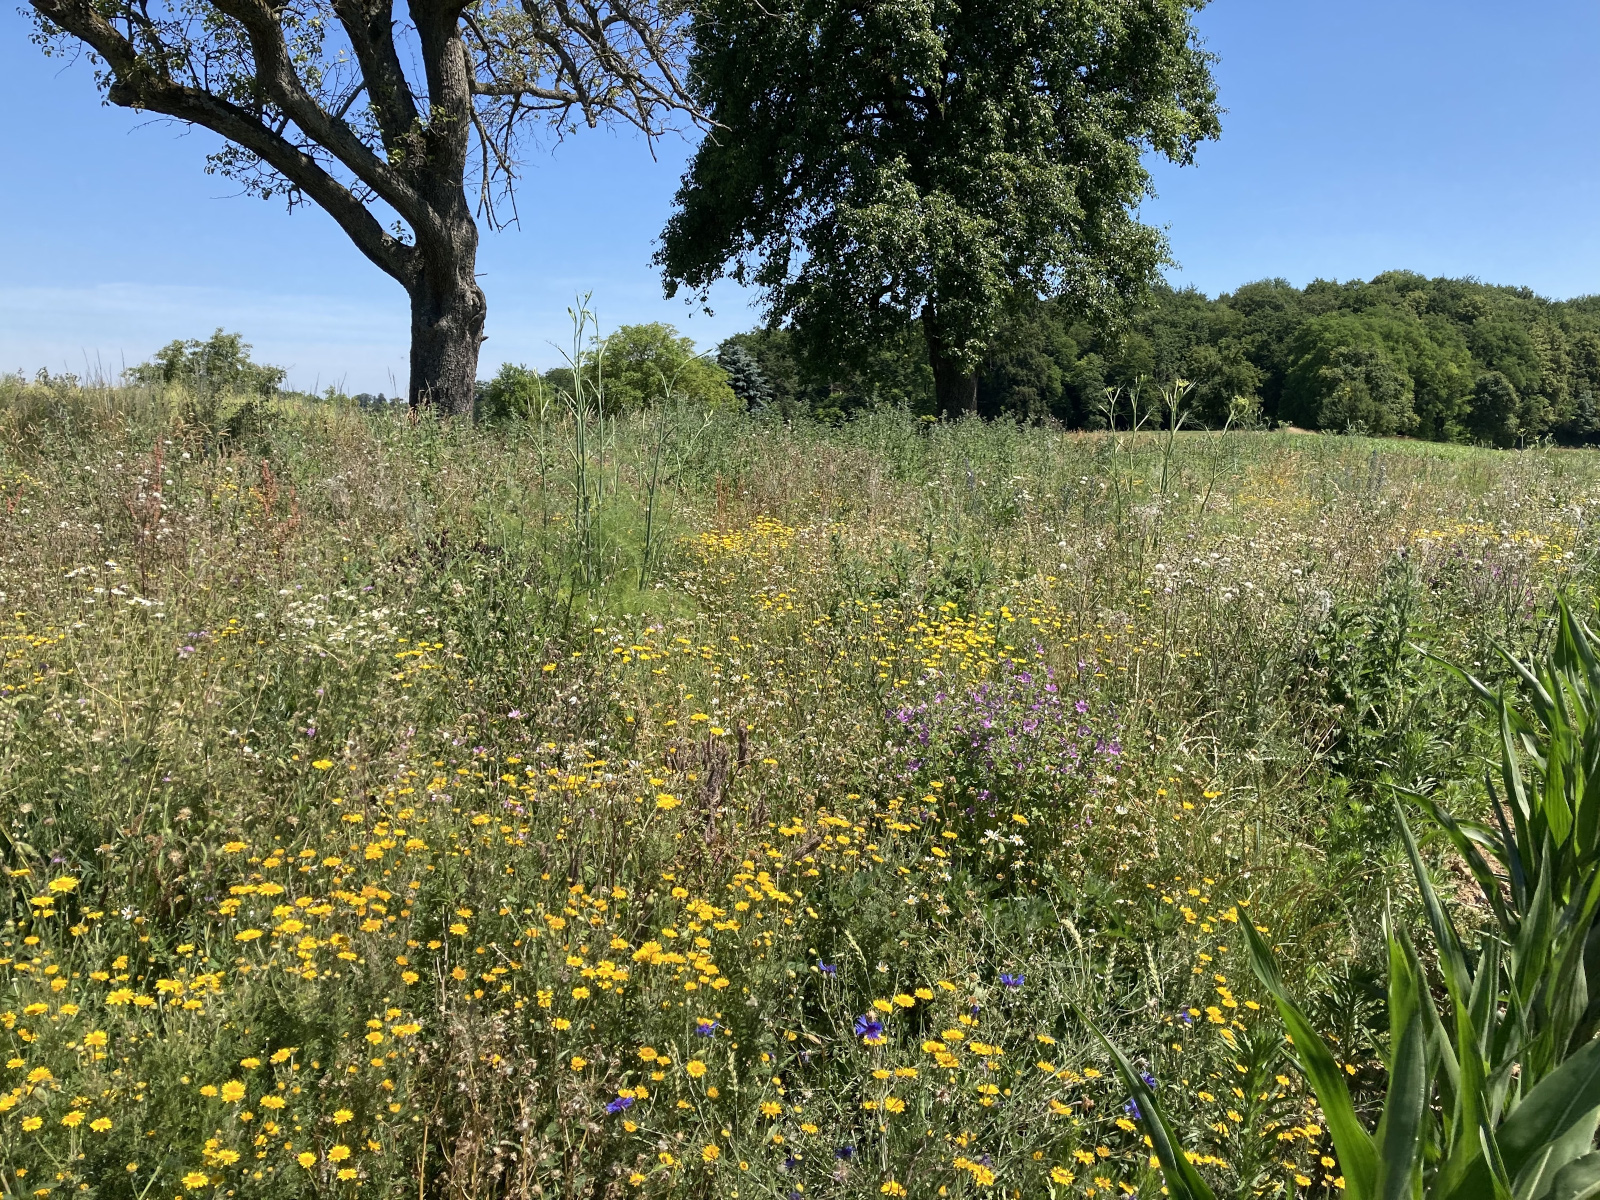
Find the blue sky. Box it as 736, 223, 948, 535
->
2, 0, 1598, 392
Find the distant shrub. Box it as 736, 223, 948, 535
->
477, 362, 551, 424
475, 324, 737, 423
598, 322, 738, 411
127, 329, 286, 397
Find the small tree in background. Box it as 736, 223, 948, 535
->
1317, 344, 1416, 436
718, 329, 807, 419
477, 323, 734, 421
1468, 369, 1521, 448
716, 343, 772, 412
599, 323, 737, 410
128, 329, 286, 397
477, 362, 550, 424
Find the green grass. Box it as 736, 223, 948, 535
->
2, 377, 1598, 1200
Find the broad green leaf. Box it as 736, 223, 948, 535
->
1502, 644, 1558, 729
1243, 919, 1379, 1200
1395, 803, 1492, 1189
1427, 975, 1463, 1125
1577, 756, 1600, 869
1545, 721, 1575, 850
1487, 770, 1533, 918
1468, 936, 1505, 1127
1542, 1152, 1600, 1200
1420, 645, 1501, 710
1562, 598, 1600, 670
1376, 925, 1428, 1200
1500, 699, 1536, 857
1514, 861, 1557, 1011
1515, 1120, 1600, 1200
1395, 804, 1473, 1006
1400, 785, 1512, 934
1499, 1035, 1600, 1191
1539, 870, 1600, 1084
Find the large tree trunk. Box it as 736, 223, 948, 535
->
923, 310, 978, 416
407, 224, 487, 417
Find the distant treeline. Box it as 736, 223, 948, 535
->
725, 271, 1600, 446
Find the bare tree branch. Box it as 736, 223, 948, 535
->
31, 0, 415, 282
26, 0, 705, 411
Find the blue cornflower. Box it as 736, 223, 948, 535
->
695, 1020, 719, 1036
606, 1095, 635, 1114
1141, 1071, 1158, 1089
819, 962, 837, 976
854, 1014, 885, 1042
1000, 973, 1024, 989
835, 1146, 855, 1161
1125, 1097, 1142, 1120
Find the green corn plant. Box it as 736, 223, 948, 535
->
1412, 596, 1600, 1061
1089, 803, 1600, 1200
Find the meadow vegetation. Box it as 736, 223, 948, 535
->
3, 370, 1599, 1200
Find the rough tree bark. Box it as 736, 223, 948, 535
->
396, 0, 485, 414
924, 311, 978, 416
407, 249, 488, 415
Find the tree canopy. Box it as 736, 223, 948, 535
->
658, 0, 1220, 414
721, 270, 1600, 446
599, 322, 738, 411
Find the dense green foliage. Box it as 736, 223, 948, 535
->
659, 0, 1220, 412
128, 330, 286, 397
724, 271, 1600, 445
598, 323, 739, 412
714, 344, 771, 412
477, 322, 737, 423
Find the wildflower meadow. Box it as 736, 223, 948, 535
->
3, 377, 1599, 1199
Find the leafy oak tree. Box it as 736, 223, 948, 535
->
27, 0, 698, 412
658, 0, 1221, 413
